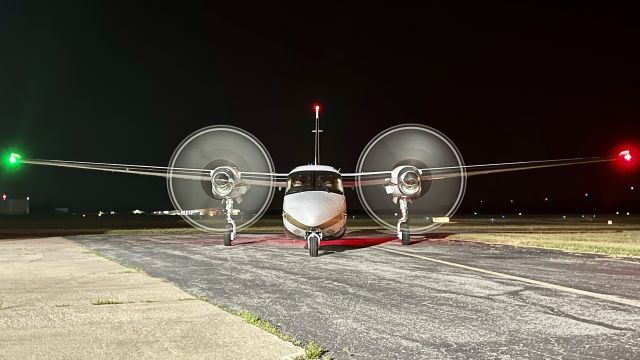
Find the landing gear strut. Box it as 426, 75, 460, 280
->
397, 197, 410, 245
306, 230, 322, 257
223, 198, 236, 246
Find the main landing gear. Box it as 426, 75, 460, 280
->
397, 197, 411, 245
223, 198, 236, 246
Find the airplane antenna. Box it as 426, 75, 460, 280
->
313, 104, 322, 165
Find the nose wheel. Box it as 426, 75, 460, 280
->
306, 231, 322, 257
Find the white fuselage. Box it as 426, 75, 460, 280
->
282, 165, 347, 239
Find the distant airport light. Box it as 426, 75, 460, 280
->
584, 193, 589, 197
627, 212, 631, 216
544, 197, 549, 201
616, 211, 620, 215
2, 194, 6, 201
632, 186, 635, 190
26, 196, 30, 201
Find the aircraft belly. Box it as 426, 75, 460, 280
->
283, 214, 346, 239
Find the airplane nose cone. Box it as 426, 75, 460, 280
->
296, 202, 333, 227
283, 192, 345, 228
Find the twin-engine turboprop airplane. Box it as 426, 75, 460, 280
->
5, 105, 635, 256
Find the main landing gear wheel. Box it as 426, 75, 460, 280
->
400, 223, 410, 245
223, 224, 233, 246
356, 124, 467, 235
167, 125, 276, 240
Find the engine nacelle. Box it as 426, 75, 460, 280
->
385, 165, 422, 199
210, 166, 249, 201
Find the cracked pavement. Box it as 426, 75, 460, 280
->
71, 232, 640, 359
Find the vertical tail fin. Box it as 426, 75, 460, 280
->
313, 105, 321, 165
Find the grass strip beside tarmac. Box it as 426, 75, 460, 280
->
212, 307, 330, 359
236, 310, 329, 359
450, 231, 640, 257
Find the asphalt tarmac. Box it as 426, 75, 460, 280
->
71, 232, 640, 359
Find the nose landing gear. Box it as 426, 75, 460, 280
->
305, 230, 322, 257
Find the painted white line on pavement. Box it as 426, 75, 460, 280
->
376, 246, 640, 308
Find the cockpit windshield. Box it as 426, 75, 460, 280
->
286, 171, 344, 195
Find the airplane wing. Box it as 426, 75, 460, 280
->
341, 154, 624, 187
12, 151, 630, 189
424, 156, 614, 180
16, 158, 289, 187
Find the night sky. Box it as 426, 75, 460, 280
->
1, 1, 639, 214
